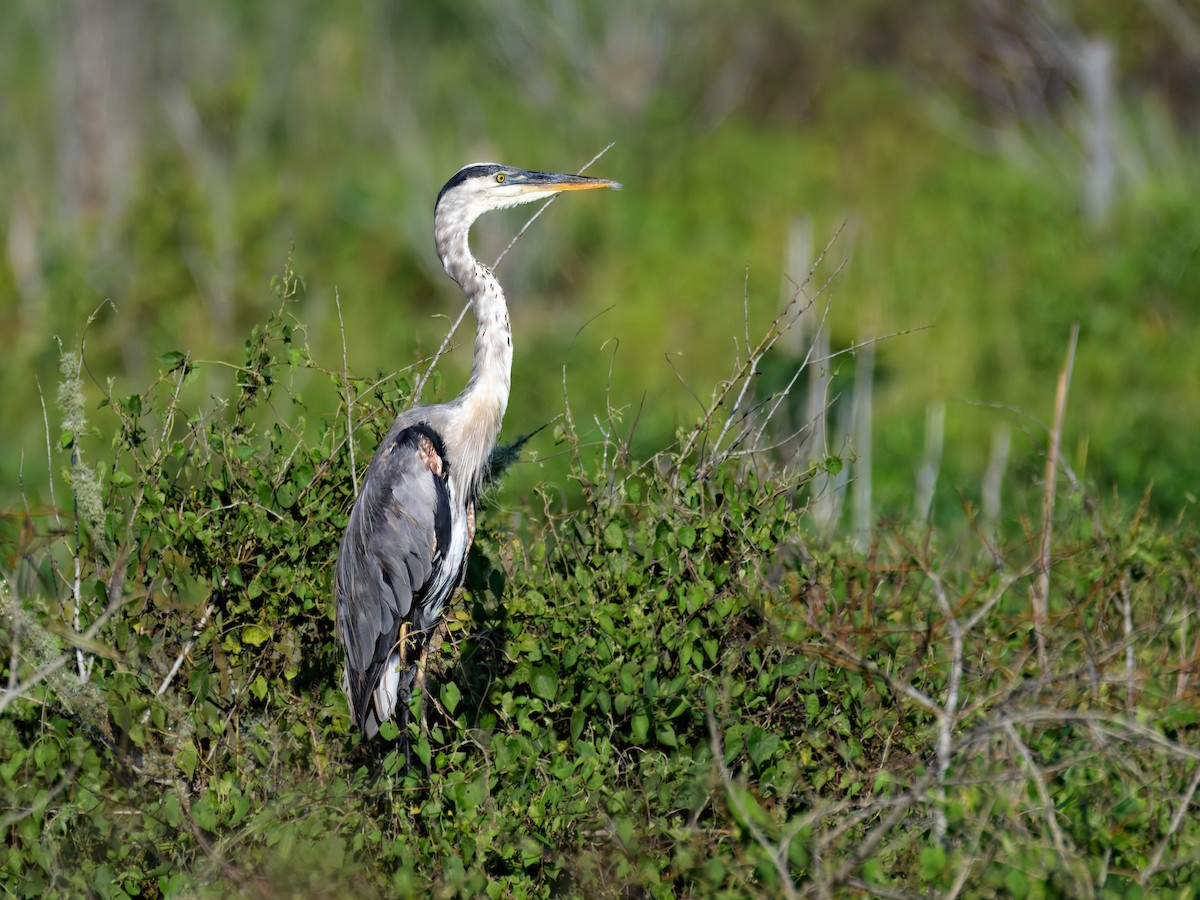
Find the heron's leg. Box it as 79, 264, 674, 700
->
413, 619, 449, 739
397, 679, 413, 774
396, 623, 412, 775
414, 637, 431, 736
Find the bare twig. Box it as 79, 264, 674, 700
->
411, 303, 472, 406
706, 708, 799, 900
334, 288, 358, 497
154, 605, 213, 699
915, 402, 945, 524
1003, 722, 1069, 856
413, 145, 616, 405
1035, 324, 1079, 670
1140, 762, 1200, 885
0, 765, 79, 833
1119, 572, 1136, 710
923, 566, 962, 843
850, 339, 874, 551
36, 378, 60, 525
678, 224, 848, 471
802, 637, 943, 717
493, 142, 615, 270
0, 545, 133, 717
981, 426, 1011, 552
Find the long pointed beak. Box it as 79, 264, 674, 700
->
519, 171, 622, 192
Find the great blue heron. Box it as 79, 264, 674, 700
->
335, 163, 619, 754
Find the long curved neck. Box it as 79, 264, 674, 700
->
434, 211, 513, 495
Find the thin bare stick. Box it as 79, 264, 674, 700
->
1140, 763, 1200, 885
1119, 572, 1136, 710
982, 426, 1010, 548
412, 304, 471, 406
922, 566, 963, 843
964, 569, 1031, 632
850, 339, 874, 551
705, 269, 757, 455
1003, 722, 1069, 856
67, 413, 86, 681
825, 770, 937, 893
494, 142, 615, 269
154, 605, 213, 699
4, 571, 20, 699
413, 145, 616, 405
334, 288, 359, 497
679, 225, 848, 467
703, 323, 927, 480
713, 257, 847, 455
36, 378, 60, 524
561, 364, 577, 452
0, 765, 78, 832
1035, 324, 1079, 670
803, 637, 943, 717
158, 355, 189, 446
706, 709, 799, 900
915, 402, 945, 523
970, 709, 1200, 764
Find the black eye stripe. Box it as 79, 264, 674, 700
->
436, 163, 509, 207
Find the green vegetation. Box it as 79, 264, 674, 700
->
1, 2, 1198, 520
4, 2, 1200, 896
4, 266, 1200, 895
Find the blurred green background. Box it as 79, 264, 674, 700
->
2, 0, 1198, 522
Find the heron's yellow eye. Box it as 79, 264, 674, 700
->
495, 173, 506, 183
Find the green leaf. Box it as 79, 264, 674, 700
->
442, 681, 461, 715
377, 720, 399, 742
249, 674, 268, 701
860, 858, 885, 886
175, 740, 198, 780
825, 454, 844, 476
453, 774, 488, 812
163, 794, 182, 828
192, 795, 218, 832
728, 786, 768, 829
1004, 867, 1030, 898
678, 525, 697, 549
241, 624, 270, 646
159, 350, 187, 368
275, 482, 298, 509
746, 727, 781, 768
414, 735, 432, 768
630, 711, 649, 743
531, 665, 559, 702
919, 844, 947, 880
0, 748, 26, 783
603, 522, 625, 550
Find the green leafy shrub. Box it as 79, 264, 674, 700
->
3, 260, 1200, 897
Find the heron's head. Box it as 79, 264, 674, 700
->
435, 163, 621, 226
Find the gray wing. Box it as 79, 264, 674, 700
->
335, 420, 453, 734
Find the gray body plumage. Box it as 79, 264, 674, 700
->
334, 162, 619, 741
